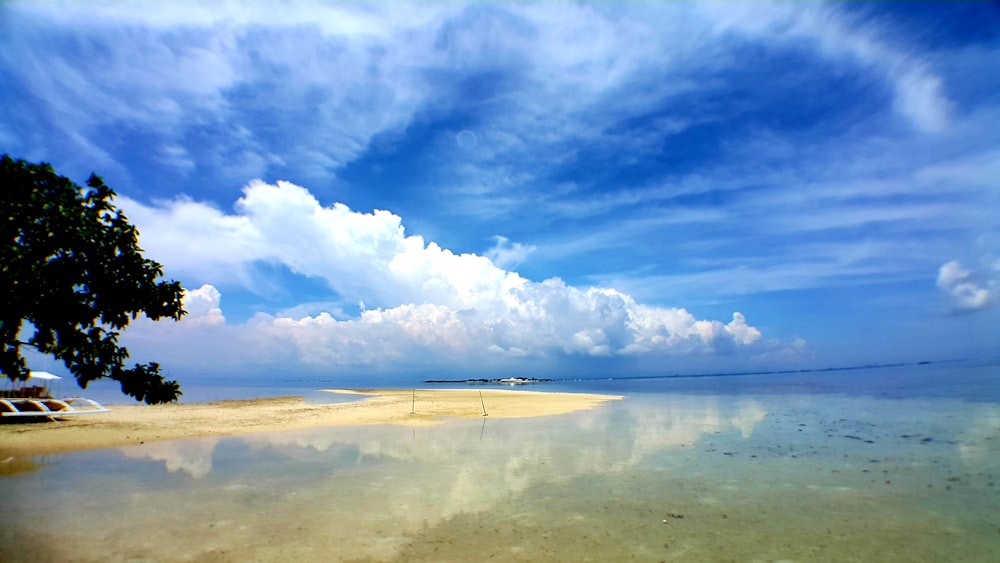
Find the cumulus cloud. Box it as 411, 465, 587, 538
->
180, 285, 225, 326
725, 312, 762, 345
124, 180, 775, 371
937, 260, 995, 312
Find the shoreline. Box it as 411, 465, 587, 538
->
0, 388, 622, 458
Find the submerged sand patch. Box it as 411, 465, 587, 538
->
0, 388, 621, 457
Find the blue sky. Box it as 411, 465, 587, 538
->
3, 1, 999, 382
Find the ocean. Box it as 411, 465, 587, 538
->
2, 360, 998, 561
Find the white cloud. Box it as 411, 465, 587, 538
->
156, 144, 197, 173
10, 2, 991, 370
725, 312, 762, 346
485, 236, 535, 269
2, 2, 446, 186
180, 285, 225, 327
752, 337, 812, 364
894, 68, 951, 133
937, 260, 994, 312
208, 279, 766, 369
122, 195, 264, 289
122, 180, 775, 371
5, 0, 959, 199
694, 1, 952, 133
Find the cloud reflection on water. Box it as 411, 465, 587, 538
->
117, 395, 766, 489
120, 437, 221, 478
9, 390, 1000, 562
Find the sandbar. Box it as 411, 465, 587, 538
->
0, 389, 621, 457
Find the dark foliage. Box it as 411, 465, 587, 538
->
1, 155, 185, 404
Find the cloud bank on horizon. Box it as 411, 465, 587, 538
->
2, 1, 999, 378
122, 180, 777, 374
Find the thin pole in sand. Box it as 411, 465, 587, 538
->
479, 390, 488, 416
411, 389, 416, 414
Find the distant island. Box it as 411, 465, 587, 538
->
425, 377, 553, 385
424, 359, 966, 387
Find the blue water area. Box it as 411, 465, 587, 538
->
70, 359, 998, 406
1, 361, 998, 561
549, 359, 1000, 402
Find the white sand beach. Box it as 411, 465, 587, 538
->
0, 389, 622, 457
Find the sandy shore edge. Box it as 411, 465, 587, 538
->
0, 389, 622, 457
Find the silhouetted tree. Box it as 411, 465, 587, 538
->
1, 155, 185, 403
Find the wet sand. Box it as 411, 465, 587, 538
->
0, 388, 621, 457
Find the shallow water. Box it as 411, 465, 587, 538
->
2, 363, 998, 562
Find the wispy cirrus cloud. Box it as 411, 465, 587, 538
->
4, 1, 999, 370
4, 1, 965, 197
485, 236, 536, 270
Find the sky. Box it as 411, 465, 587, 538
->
2, 1, 999, 384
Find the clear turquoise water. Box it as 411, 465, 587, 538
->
2, 362, 998, 561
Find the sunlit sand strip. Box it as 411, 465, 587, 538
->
0, 389, 621, 458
